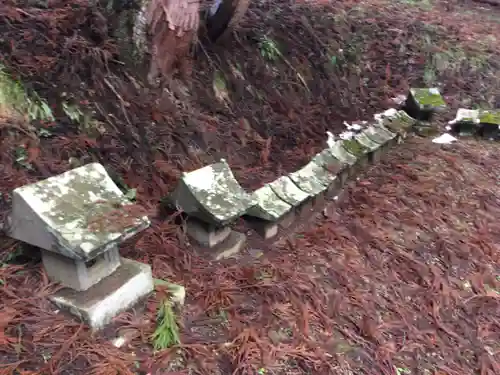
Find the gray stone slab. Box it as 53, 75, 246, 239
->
288, 161, 332, 196
340, 138, 370, 158
327, 140, 357, 166
169, 159, 256, 226
246, 185, 292, 221
185, 218, 231, 248
354, 133, 381, 152
50, 258, 154, 330
410, 87, 446, 110
6, 163, 150, 261
362, 125, 396, 144
269, 176, 311, 207
210, 231, 247, 260
375, 109, 416, 137
42, 247, 121, 291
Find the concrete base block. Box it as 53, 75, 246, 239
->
279, 210, 296, 229
50, 258, 154, 330
210, 231, 247, 260
369, 147, 384, 164
311, 193, 326, 209
42, 247, 121, 292
325, 177, 342, 200
186, 218, 231, 248
246, 218, 279, 240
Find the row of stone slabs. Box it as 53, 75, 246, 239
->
1, 88, 444, 331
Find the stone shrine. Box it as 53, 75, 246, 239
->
5, 163, 153, 329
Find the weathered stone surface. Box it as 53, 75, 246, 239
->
340, 138, 369, 158
42, 246, 121, 291
6, 163, 150, 262
269, 176, 311, 207
404, 88, 447, 121
478, 110, 500, 139
362, 125, 396, 145
327, 140, 357, 166
168, 159, 256, 227
50, 258, 154, 330
209, 230, 247, 260
185, 218, 231, 248
354, 133, 384, 163
312, 149, 345, 175
246, 185, 292, 222
245, 217, 279, 240
375, 109, 416, 138
354, 133, 381, 152
288, 161, 332, 196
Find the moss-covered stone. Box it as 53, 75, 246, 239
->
478, 110, 500, 125
411, 88, 446, 108
341, 138, 369, 157
404, 88, 446, 121
168, 159, 256, 227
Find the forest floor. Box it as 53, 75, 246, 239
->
0, 0, 500, 374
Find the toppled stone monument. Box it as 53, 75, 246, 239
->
5, 163, 153, 330
245, 185, 294, 239
448, 108, 500, 139
168, 159, 254, 259
448, 108, 481, 136
403, 88, 447, 121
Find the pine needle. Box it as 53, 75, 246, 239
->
151, 298, 180, 351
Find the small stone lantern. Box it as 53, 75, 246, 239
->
167, 159, 256, 259
5, 163, 153, 330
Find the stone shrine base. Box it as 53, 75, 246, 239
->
50, 258, 154, 330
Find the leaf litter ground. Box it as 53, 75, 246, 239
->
0, 0, 500, 374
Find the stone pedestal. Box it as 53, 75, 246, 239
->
41, 247, 121, 292
209, 230, 247, 260
403, 88, 447, 122
185, 218, 231, 248
51, 258, 154, 330
245, 217, 279, 240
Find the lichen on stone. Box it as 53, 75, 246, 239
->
13, 163, 149, 260
247, 185, 292, 221
288, 161, 331, 196
328, 140, 357, 166
362, 125, 395, 144
378, 110, 416, 134
341, 138, 369, 157
269, 176, 311, 207
181, 159, 256, 225
355, 133, 382, 151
